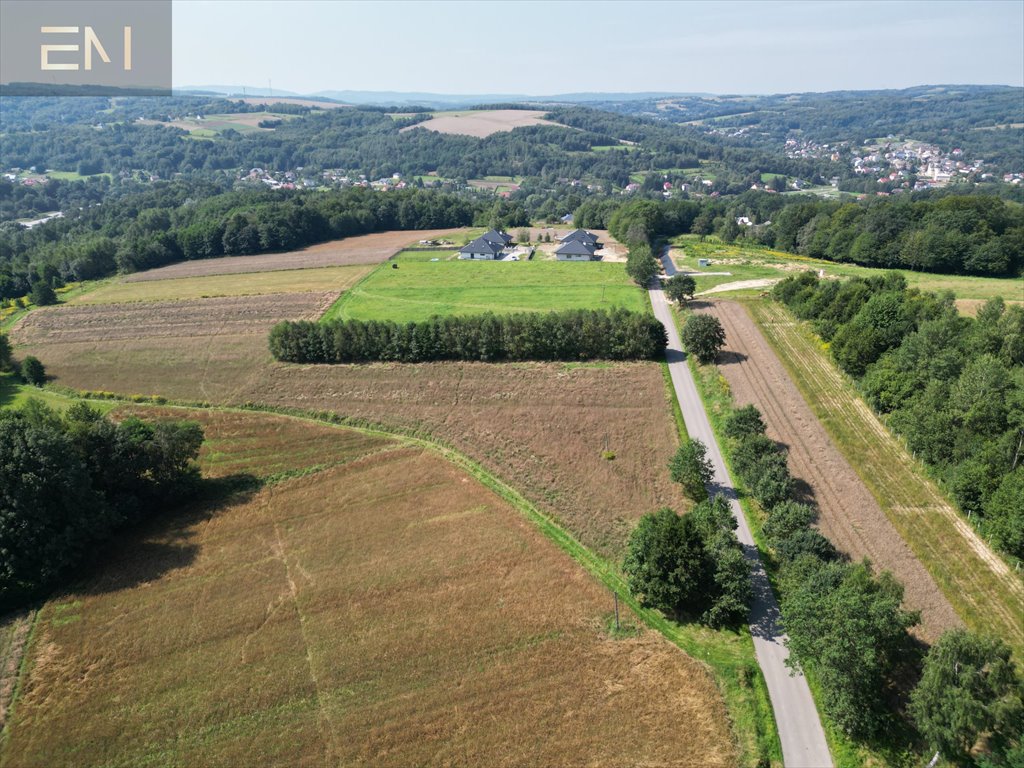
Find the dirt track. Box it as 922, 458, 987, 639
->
699, 299, 961, 641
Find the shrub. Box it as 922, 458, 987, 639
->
668, 438, 714, 501
724, 404, 766, 439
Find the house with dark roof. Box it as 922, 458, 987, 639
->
458, 229, 513, 260
560, 228, 601, 248
555, 239, 597, 261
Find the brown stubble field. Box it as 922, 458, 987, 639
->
122, 229, 469, 282
1, 415, 734, 768
11, 298, 685, 560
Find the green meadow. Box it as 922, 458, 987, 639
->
322, 257, 647, 323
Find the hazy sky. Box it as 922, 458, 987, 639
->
173, 0, 1024, 95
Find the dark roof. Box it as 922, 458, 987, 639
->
562, 228, 598, 245
555, 240, 596, 256
481, 229, 513, 246
460, 236, 504, 255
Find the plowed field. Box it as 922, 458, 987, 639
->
697, 299, 962, 641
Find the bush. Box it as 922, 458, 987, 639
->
20, 356, 45, 385
763, 500, 816, 543
29, 281, 57, 306
680, 313, 726, 364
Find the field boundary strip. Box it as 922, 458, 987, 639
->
31, 394, 781, 768
745, 299, 1024, 657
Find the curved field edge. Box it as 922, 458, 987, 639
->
743, 299, 1024, 658
2, 392, 781, 768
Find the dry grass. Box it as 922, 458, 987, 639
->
402, 110, 561, 137
11, 299, 685, 561
72, 266, 372, 305
955, 298, 1023, 317
746, 299, 1024, 657
123, 229, 469, 282
1, 420, 734, 767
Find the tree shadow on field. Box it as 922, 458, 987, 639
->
716, 350, 747, 366
790, 476, 817, 507
76, 472, 263, 596
687, 300, 715, 312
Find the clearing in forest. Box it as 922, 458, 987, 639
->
0, 410, 735, 768
401, 109, 560, 137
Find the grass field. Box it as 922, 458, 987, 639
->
672, 236, 1023, 301
745, 299, 1024, 658
323, 260, 648, 323
1, 409, 738, 767
69, 266, 373, 305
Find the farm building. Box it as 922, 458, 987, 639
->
555, 239, 597, 261
458, 229, 513, 260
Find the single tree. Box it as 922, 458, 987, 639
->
21, 356, 45, 386
0, 333, 11, 371
910, 629, 1023, 763
665, 274, 697, 304
623, 507, 709, 620
669, 438, 714, 501
724, 404, 767, 439
517, 228, 531, 244
681, 314, 726, 364
29, 281, 57, 307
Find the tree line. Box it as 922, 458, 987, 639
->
774, 272, 1023, 562
0, 401, 204, 609
269, 308, 668, 364
721, 400, 1022, 761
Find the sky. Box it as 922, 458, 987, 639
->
173, 0, 1024, 95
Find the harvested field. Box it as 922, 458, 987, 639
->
743, 299, 1024, 655
72, 266, 372, 305
123, 229, 469, 282
1, 422, 734, 767
112, 407, 395, 480
402, 110, 562, 137
955, 298, 1023, 317
13, 293, 331, 345
697, 299, 960, 642
12, 302, 685, 559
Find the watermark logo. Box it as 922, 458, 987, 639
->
1, 0, 171, 95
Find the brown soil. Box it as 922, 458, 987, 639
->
2, 425, 733, 767
123, 229, 470, 282
699, 299, 961, 641
12, 299, 684, 561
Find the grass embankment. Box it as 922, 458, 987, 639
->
669, 299, 927, 767
322, 259, 648, 323
743, 299, 1024, 659
671, 235, 1023, 301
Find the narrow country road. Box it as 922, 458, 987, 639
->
654, 252, 833, 768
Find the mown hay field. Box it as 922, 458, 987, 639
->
71, 266, 372, 306
11, 295, 685, 560
123, 229, 471, 282
1, 411, 735, 767
325, 259, 648, 323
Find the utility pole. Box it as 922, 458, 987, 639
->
614, 591, 620, 632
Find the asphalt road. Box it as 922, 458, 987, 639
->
653, 255, 833, 768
